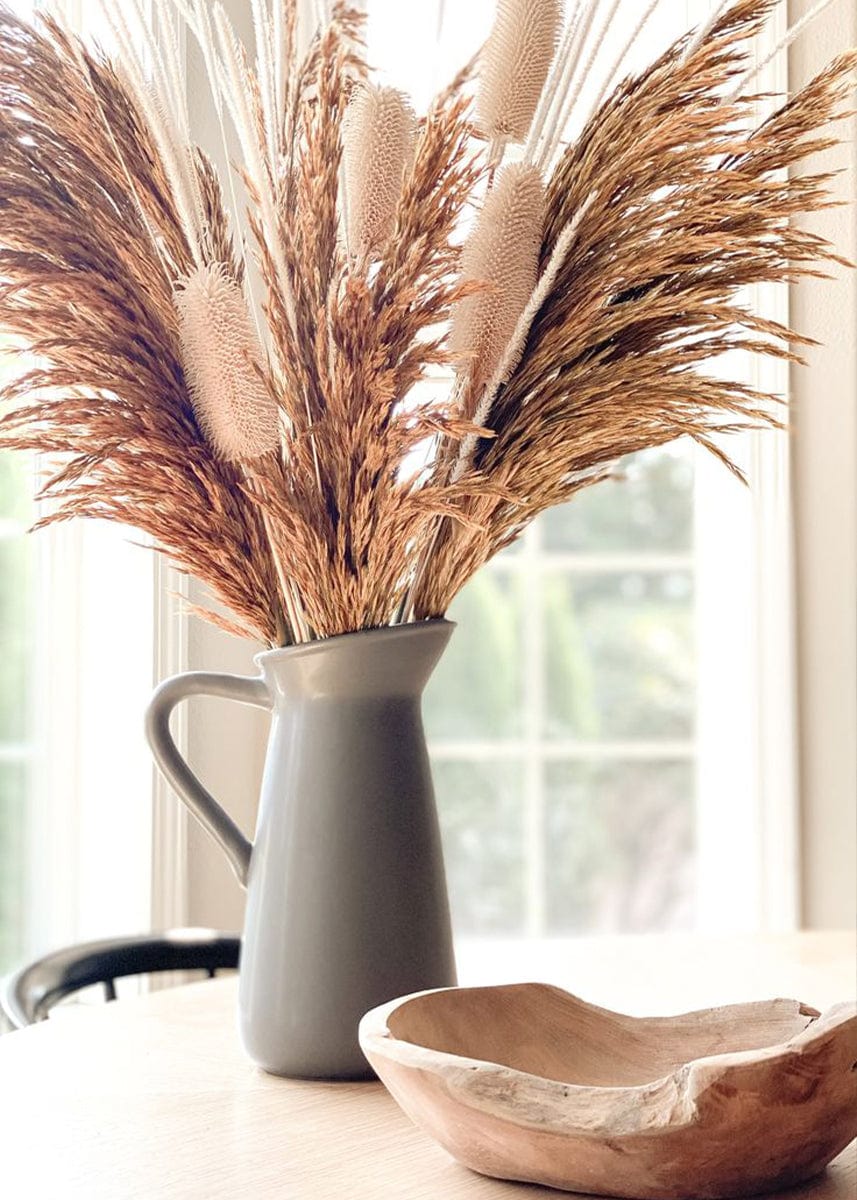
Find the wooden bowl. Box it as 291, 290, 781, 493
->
359, 983, 857, 1199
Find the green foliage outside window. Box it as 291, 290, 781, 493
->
425, 445, 697, 938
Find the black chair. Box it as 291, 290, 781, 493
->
0, 928, 240, 1030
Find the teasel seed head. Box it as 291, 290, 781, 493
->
174, 263, 280, 462
342, 82, 416, 257
477, 0, 562, 145
450, 161, 546, 402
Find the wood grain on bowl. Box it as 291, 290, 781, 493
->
359, 983, 857, 1200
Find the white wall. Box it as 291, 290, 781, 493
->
789, 0, 857, 929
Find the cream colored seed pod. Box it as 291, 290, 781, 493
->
450, 161, 546, 401
174, 262, 280, 461
342, 83, 416, 257
477, 0, 562, 145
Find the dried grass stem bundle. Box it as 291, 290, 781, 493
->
0, 0, 853, 647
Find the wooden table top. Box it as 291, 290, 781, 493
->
0, 932, 854, 1199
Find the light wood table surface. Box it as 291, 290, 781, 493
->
0, 932, 854, 1199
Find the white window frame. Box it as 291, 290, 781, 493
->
695, 5, 800, 934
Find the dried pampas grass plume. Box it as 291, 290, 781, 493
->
450, 161, 545, 403
477, 0, 562, 146
174, 263, 280, 462
342, 83, 416, 256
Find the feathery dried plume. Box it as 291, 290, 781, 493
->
0, 8, 286, 645
477, 0, 562, 146
727, 0, 839, 99
100, 0, 207, 265
449, 161, 545, 404
342, 83, 416, 257
192, 147, 243, 281
174, 263, 280, 462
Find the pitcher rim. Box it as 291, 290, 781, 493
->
254, 618, 455, 668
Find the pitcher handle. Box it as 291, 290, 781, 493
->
145, 672, 273, 889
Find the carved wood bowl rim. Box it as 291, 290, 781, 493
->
359, 982, 857, 1198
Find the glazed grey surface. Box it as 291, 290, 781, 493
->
145, 620, 457, 1079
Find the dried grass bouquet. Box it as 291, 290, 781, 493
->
0, 0, 854, 646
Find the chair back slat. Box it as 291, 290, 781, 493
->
0, 931, 241, 1029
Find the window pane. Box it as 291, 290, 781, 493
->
0, 453, 32, 526
544, 570, 695, 741
424, 570, 524, 741
542, 445, 694, 554
434, 759, 526, 935
0, 762, 28, 971
544, 759, 695, 934
0, 539, 34, 744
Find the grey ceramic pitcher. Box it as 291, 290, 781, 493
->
145, 620, 457, 1079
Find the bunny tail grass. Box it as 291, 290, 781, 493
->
342, 83, 417, 257
449, 161, 546, 406
477, 0, 562, 146
174, 263, 280, 462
